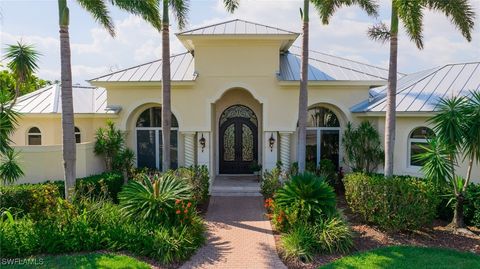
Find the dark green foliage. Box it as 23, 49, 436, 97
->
275, 173, 336, 226
119, 174, 192, 225
0, 149, 24, 184
464, 183, 480, 227
318, 159, 337, 186
312, 217, 353, 254
342, 121, 383, 173
261, 167, 283, 199
280, 224, 317, 262
344, 173, 439, 231
166, 165, 210, 204
75, 172, 123, 202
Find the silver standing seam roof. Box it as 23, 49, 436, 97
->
13, 84, 110, 114
177, 19, 299, 35
351, 62, 480, 113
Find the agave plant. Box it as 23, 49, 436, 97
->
275, 173, 336, 224
119, 174, 192, 225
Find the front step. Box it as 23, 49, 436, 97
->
211, 191, 262, 197
211, 176, 262, 197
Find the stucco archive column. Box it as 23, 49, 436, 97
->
183, 132, 195, 167
279, 132, 293, 171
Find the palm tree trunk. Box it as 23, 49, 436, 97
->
161, 0, 171, 172
384, 5, 398, 178
58, 0, 76, 200
451, 193, 466, 228
297, 0, 309, 173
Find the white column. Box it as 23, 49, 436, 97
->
197, 132, 210, 171
279, 132, 293, 171
183, 132, 195, 167
263, 131, 278, 171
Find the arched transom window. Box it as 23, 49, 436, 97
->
135, 107, 179, 170
409, 127, 435, 167
305, 106, 341, 171
27, 127, 42, 145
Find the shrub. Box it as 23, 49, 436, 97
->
344, 173, 439, 231
0, 215, 38, 257
75, 172, 123, 203
261, 167, 284, 199
464, 183, 480, 228
0, 183, 61, 219
275, 173, 336, 227
318, 159, 337, 186
167, 165, 210, 204
312, 217, 353, 254
119, 174, 192, 225
280, 224, 316, 262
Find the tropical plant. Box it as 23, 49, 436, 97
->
3, 42, 41, 105
280, 224, 317, 262
416, 92, 480, 228
57, 0, 161, 200
119, 174, 192, 225
94, 121, 125, 171
368, 0, 475, 177
296, 0, 378, 173
261, 167, 284, 199
167, 165, 210, 204
0, 68, 50, 97
0, 89, 20, 154
0, 149, 24, 185
342, 121, 383, 173
275, 173, 336, 226
312, 217, 353, 254
159, 0, 239, 171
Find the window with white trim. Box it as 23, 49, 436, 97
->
409, 127, 435, 167
27, 127, 42, 145
75, 127, 81, 143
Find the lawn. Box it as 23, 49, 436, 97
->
1, 253, 151, 269
321, 246, 480, 269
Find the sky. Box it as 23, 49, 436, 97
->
1, 0, 479, 85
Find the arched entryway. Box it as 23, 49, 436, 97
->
219, 105, 258, 174
135, 106, 179, 170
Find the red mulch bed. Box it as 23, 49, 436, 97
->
275, 194, 480, 269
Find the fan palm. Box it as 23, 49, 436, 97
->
368, 0, 475, 177
159, 0, 239, 171
296, 0, 378, 173
3, 41, 41, 106
57, 0, 161, 200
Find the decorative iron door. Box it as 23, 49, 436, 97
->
219, 117, 258, 174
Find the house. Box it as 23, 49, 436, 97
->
10, 19, 480, 184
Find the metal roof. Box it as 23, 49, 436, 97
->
280, 46, 391, 81
13, 84, 110, 114
351, 62, 480, 113
89, 52, 195, 82
177, 19, 299, 36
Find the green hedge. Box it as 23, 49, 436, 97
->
75, 172, 123, 203
344, 173, 439, 231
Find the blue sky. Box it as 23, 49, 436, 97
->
1, 0, 479, 85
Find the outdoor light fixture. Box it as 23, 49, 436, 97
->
269, 133, 276, 152
199, 133, 206, 152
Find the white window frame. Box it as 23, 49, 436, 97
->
306, 126, 341, 168
135, 127, 179, 170
75, 127, 81, 144
27, 127, 42, 146
407, 127, 434, 170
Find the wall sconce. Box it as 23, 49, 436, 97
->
269, 133, 276, 152
199, 133, 206, 152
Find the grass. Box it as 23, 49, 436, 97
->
321, 246, 480, 269
1, 253, 151, 269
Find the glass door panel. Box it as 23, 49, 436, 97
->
306, 130, 318, 171
320, 130, 340, 169
137, 130, 157, 169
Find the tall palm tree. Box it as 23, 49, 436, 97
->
297, 0, 379, 173
58, 0, 161, 199
368, 0, 475, 177
3, 41, 41, 106
160, 0, 239, 171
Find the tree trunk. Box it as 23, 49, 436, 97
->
161, 0, 171, 172
59, 23, 76, 200
297, 0, 309, 173
450, 193, 466, 228
384, 6, 398, 178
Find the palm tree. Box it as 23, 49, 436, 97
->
3, 41, 41, 106
368, 0, 475, 178
160, 0, 239, 171
296, 0, 379, 173
57, 0, 161, 200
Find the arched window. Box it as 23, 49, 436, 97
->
409, 127, 435, 167
305, 106, 341, 170
75, 127, 81, 143
135, 107, 179, 170
27, 127, 42, 145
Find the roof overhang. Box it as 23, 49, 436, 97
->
352, 111, 437, 117
89, 81, 196, 89
18, 113, 119, 118
278, 80, 387, 87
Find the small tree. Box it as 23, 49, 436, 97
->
416, 91, 480, 229
342, 121, 383, 173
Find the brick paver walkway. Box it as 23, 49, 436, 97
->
180, 196, 286, 269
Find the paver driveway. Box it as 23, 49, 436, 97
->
180, 196, 286, 269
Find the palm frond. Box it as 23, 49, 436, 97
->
312, 0, 378, 24
395, 0, 424, 49
414, 137, 453, 185
169, 0, 189, 30
111, 0, 162, 31
423, 0, 475, 42
462, 91, 480, 163
367, 22, 391, 43
3, 41, 41, 84
223, 0, 239, 13
77, 0, 115, 37
0, 149, 24, 184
